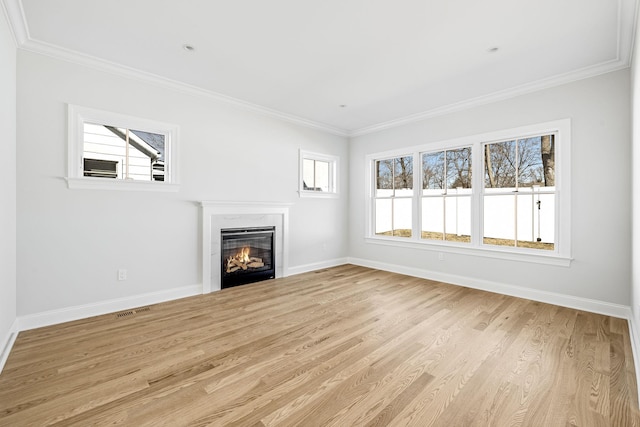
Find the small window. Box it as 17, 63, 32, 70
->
67, 105, 179, 191
299, 150, 338, 197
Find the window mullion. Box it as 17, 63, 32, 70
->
413, 152, 420, 240
443, 150, 448, 241
473, 141, 483, 247
313, 160, 317, 189
125, 128, 130, 180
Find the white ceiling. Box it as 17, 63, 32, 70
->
3, 0, 638, 135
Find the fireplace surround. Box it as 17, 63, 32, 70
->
201, 201, 290, 293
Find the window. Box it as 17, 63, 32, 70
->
67, 105, 179, 191
299, 150, 338, 197
421, 147, 472, 243
483, 135, 555, 251
374, 155, 413, 237
366, 119, 571, 265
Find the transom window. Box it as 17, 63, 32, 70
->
366, 119, 571, 265
67, 105, 179, 191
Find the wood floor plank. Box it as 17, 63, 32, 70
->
1, 265, 639, 426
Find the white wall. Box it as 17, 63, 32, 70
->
631, 6, 640, 361
0, 8, 17, 361
11, 38, 636, 330
349, 69, 631, 307
16, 50, 349, 317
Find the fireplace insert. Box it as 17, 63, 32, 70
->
221, 226, 275, 288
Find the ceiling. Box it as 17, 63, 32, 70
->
3, 0, 638, 135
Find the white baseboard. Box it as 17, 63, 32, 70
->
0, 319, 18, 374
628, 315, 640, 409
286, 257, 349, 277
347, 257, 631, 319
18, 284, 202, 332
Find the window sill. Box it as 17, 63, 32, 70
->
298, 190, 339, 199
364, 236, 572, 267
66, 177, 180, 192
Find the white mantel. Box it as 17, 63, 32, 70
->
201, 201, 291, 293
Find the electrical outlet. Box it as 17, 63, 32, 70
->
438, 252, 444, 261
118, 269, 127, 281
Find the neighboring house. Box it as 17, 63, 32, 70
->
83, 124, 165, 181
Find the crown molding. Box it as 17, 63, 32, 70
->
20, 37, 350, 137
4, 0, 637, 139
351, 0, 638, 137
350, 58, 630, 137
618, 0, 638, 66
1, 0, 27, 46
2, 0, 348, 137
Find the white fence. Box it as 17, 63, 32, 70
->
375, 188, 555, 243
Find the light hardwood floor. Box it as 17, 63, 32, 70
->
1, 265, 639, 426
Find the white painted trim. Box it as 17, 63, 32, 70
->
65, 177, 180, 192
628, 315, 640, 409
4, 0, 635, 138
201, 201, 292, 293
351, 61, 629, 137
287, 258, 349, 277
364, 237, 572, 267
347, 257, 631, 319
1, 0, 28, 46
618, 0, 639, 66
0, 319, 18, 374
3, 6, 347, 138
17, 284, 202, 332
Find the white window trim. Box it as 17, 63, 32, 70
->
67, 104, 180, 192
365, 119, 572, 267
298, 149, 339, 198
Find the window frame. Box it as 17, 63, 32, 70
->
365, 119, 571, 267
298, 150, 339, 198
67, 104, 180, 191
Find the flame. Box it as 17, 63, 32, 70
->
240, 247, 250, 263
228, 247, 250, 265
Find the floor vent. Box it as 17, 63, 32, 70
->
115, 307, 151, 318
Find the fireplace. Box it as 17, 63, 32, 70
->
221, 226, 275, 288
201, 201, 290, 293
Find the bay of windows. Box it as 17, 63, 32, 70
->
367, 120, 570, 263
